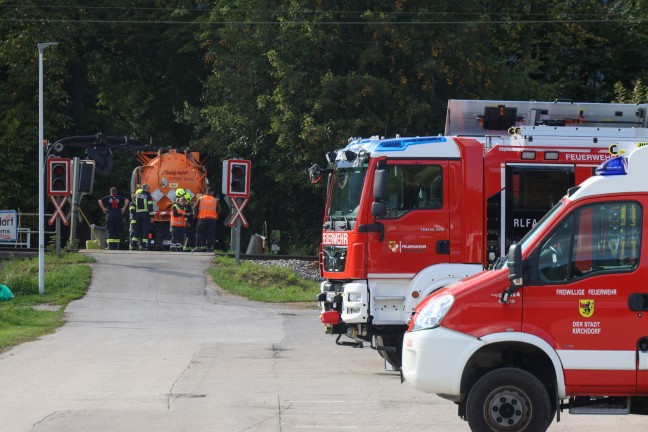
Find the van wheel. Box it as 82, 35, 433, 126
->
466, 368, 551, 432
375, 335, 402, 369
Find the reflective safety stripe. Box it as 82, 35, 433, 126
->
197, 195, 217, 219
170, 204, 186, 227
134, 193, 152, 213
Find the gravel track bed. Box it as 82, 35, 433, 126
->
248, 259, 323, 282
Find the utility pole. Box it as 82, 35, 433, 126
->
38, 41, 58, 295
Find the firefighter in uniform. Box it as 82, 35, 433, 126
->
193, 187, 220, 252
129, 189, 140, 249
169, 189, 188, 252
129, 184, 154, 250
98, 187, 129, 250
182, 193, 196, 252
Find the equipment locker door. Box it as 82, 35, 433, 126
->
522, 198, 644, 391
366, 161, 449, 276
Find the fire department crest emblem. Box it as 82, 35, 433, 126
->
579, 299, 594, 318
388, 240, 399, 253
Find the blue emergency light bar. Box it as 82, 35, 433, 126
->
375, 136, 446, 152
595, 156, 627, 176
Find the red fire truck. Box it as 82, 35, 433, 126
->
312, 100, 648, 369
402, 144, 648, 431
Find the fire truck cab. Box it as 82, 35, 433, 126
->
314, 100, 648, 369
402, 144, 648, 431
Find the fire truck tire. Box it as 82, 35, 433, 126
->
466, 368, 552, 432
375, 335, 403, 369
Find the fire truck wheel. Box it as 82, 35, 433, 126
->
375, 335, 403, 369
466, 368, 551, 432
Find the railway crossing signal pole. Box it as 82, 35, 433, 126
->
222, 159, 251, 263
47, 158, 70, 258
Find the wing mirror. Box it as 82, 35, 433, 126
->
501, 243, 523, 302
371, 164, 388, 217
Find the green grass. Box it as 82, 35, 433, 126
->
208, 256, 320, 302
0, 252, 95, 351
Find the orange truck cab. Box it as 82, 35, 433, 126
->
402, 145, 648, 430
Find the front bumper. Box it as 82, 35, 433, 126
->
318, 281, 368, 324
402, 327, 482, 396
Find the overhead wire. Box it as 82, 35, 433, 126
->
0, 17, 641, 26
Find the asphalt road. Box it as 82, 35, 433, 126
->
0, 251, 645, 431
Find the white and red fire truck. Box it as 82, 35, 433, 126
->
402, 144, 648, 431
312, 99, 648, 368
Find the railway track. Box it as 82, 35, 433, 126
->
0, 248, 317, 262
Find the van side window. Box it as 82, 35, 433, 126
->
537, 202, 641, 283
381, 164, 443, 218
571, 202, 641, 279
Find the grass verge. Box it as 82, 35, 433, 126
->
208, 256, 319, 302
0, 253, 95, 352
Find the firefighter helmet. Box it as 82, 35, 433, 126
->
176, 188, 185, 197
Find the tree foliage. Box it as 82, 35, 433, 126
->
1, 1, 648, 252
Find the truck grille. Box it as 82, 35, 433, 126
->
322, 246, 347, 272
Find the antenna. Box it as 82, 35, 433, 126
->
403, 113, 412, 136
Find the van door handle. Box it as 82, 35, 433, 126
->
628, 293, 648, 311
436, 240, 450, 254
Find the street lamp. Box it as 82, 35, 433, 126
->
38, 41, 58, 295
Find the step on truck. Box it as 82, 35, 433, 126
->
311, 99, 648, 369
402, 143, 648, 431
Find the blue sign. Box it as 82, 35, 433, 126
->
0, 210, 18, 242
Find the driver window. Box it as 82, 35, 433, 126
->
571, 202, 641, 279
381, 164, 443, 218
538, 215, 574, 283
537, 202, 642, 283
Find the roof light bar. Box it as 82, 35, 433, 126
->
595, 156, 627, 176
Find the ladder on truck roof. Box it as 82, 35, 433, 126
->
509, 125, 648, 152
445, 99, 648, 140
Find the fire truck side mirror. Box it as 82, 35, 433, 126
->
501, 244, 524, 302
507, 244, 524, 286
372, 167, 389, 218
373, 166, 388, 201
372, 202, 387, 217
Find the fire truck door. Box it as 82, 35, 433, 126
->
522, 200, 643, 390
505, 165, 574, 255
367, 161, 449, 276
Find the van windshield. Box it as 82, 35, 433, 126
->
494, 201, 565, 269
519, 201, 565, 252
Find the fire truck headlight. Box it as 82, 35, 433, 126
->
348, 293, 362, 303
412, 294, 454, 331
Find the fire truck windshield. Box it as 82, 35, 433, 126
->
327, 166, 367, 220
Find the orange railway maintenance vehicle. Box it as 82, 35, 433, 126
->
130, 148, 209, 249
44, 135, 210, 249
311, 99, 648, 369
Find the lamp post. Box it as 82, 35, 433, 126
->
38, 42, 57, 295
